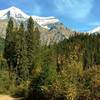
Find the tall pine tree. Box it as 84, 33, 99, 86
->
4, 18, 16, 77
15, 22, 29, 83
26, 17, 35, 75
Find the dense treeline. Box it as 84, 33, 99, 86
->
28, 33, 100, 100
57, 33, 100, 69
0, 18, 100, 100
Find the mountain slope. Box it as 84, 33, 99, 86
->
0, 6, 29, 20
0, 6, 75, 44
89, 27, 100, 33
0, 6, 59, 29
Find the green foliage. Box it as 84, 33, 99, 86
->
26, 17, 35, 69
26, 17, 41, 77
0, 54, 7, 70
77, 65, 100, 100
4, 18, 16, 72
27, 46, 57, 99
39, 46, 57, 85
0, 17, 100, 100
28, 33, 100, 100
0, 37, 4, 53
15, 22, 29, 83
0, 70, 14, 94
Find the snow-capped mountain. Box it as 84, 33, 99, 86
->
89, 27, 100, 33
0, 6, 75, 44
32, 16, 59, 29
0, 6, 29, 20
0, 6, 59, 29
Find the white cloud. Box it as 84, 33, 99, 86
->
54, 0, 94, 21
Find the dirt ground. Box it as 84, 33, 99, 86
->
0, 95, 22, 100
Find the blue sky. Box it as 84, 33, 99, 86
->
0, 0, 100, 31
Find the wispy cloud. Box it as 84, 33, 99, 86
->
54, 0, 94, 21
0, 0, 99, 31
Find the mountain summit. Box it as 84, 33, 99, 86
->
0, 6, 75, 44
0, 6, 29, 20
0, 6, 59, 29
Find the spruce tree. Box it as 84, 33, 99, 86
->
15, 22, 29, 83
32, 27, 40, 64
4, 18, 16, 75
26, 17, 35, 74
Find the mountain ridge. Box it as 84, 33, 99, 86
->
0, 6, 59, 29
0, 6, 79, 44
88, 27, 100, 33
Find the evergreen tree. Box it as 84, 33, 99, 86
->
26, 17, 40, 76
15, 22, 29, 83
28, 46, 57, 100
32, 27, 40, 64
4, 18, 16, 77
26, 17, 35, 73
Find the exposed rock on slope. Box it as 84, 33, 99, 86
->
0, 6, 75, 44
